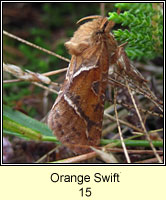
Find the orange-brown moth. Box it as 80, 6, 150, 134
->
48, 16, 146, 154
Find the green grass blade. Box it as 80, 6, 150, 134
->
3, 105, 53, 136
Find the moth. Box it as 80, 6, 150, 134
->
48, 16, 146, 154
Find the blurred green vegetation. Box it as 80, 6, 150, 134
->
109, 3, 163, 60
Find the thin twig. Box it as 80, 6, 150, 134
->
3, 79, 21, 83
3, 63, 61, 93
106, 148, 163, 155
109, 73, 163, 112
32, 82, 58, 94
49, 152, 97, 163
104, 112, 144, 133
125, 78, 162, 163
91, 146, 118, 163
100, 3, 105, 16
3, 30, 70, 63
133, 128, 163, 137
138, 85, 163, 112
3, 63, 51, 84
35, 145, 60, 163
114, 88, 131, 163
108, 98, 163, 118
42, 68, 67, 76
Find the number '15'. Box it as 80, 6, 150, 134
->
79, 187, 92, 197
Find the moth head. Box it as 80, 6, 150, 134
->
65, 15, 115, 56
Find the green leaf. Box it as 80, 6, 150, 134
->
3, 129, 30, 140
3, 105, 53, 137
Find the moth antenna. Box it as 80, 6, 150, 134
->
99, 17, 115, 33
104, 8, 121, 32
105, 20, 115, 32
76, 15, 101, 24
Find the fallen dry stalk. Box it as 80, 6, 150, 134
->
114, 88, 131, 163
3, 30, 70, 63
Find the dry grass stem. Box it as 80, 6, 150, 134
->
3, 63, 60, 94
109, 98, 163, 118
114, 88, 131, 163
32, 82, 58, 94
133, 128, 163, 136
50, 152, 97, 163
125, 79, 162, 163
100, 3, 105, 16
104, 112, 144, 133
109, 73, 163, 113
106, 148, 163, 155
3, 79, 21, 83
91, 147, 118, 163
42, 68, 68, 76
35, 146, 60, 163
3, 63, 51, 84
3, 30, 70, 63
138, 85, 163, 112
